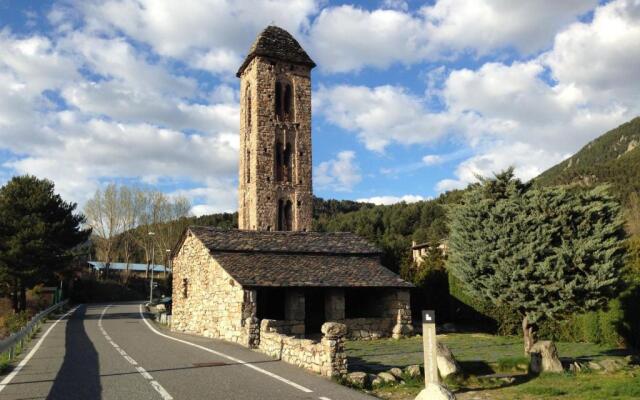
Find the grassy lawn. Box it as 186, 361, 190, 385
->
345, 334, 639, 399
346, 334, 627, 374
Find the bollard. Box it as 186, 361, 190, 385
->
415, 310, 457, 400
422, 310, 438, 385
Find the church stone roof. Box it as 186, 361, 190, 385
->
186, 226, 412, 288
189, 226, 379, 255
236, 25, 316, 77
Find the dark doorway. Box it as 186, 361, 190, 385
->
277, 199, 293, 231
257, 287, 285, 320
304, 289, 325, 334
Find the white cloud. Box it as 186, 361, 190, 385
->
544, 0, 640, 103
435, 141, 570, 192
76, 0, 318, 76
309, 5, 427, 73
357, 194, 427, 205
422, 155, 444, 165
315, 151, 361, 192
432, 0, 640, 192
315, 84, 453, 151
308, 1, 596, 73
421, 0, 597, 55
0, 27, 239, 212
171, 178, 238, 216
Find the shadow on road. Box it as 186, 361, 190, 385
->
48, 305, 102, 400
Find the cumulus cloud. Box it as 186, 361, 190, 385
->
171, 178, 238, 216
0, 24, 239, 211
308, 1, 595, 73
421, 0, 597, 55
356, 194, 427, 205
435, 142, 569, 192
76, 0, 318, 76
315, 84, 453, 151
314, 151, 362, 192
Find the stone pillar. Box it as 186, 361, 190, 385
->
243, 289, 260, 348
324, 289, 345, 321
320, 322, 348, 378
285, 289, 305, 321
390, 289, 413, 339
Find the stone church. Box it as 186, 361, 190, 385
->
171, 26, 413, 350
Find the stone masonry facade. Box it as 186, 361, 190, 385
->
238, 55, 313, 232
171, 232, 258, 347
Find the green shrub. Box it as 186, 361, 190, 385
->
4, 311, 30, 334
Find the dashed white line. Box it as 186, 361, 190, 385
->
99, 305, 173, 400
138, 304, 314, 394
319, 397, 333, 400
0, 306, 79, 393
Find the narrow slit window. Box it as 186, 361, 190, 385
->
275, 83, 282, 118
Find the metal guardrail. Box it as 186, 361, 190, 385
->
0, 299, 69, 361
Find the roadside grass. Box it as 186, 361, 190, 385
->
490, 370, 640, 400
346, 333, 625, 374
345, 333, 639, 399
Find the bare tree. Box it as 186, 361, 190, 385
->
154, 195, 191, 277
119, 186, 145, 282
84, 184, 124, 279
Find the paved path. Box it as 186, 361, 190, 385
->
0, 302, 374, 400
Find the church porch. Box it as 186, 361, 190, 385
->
252, 286, 412, 342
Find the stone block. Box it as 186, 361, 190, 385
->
321, 322, 347, 338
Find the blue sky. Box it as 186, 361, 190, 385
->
1, 0, 639, 215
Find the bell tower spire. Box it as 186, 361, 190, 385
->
237, 26, 315, 231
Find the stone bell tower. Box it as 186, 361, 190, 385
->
236, 26, 315, 231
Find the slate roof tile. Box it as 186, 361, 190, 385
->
237, 25, 316, 77
186, 226, 412, 288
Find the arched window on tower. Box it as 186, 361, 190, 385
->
275, 141, 284, 182
246, 149, 250, 183
283, 144, 292, 183
275, 83, 282, 118
274, 81, 293, 121
283, 84, 292, 119
246, 84, 251, 130
277, 199, 293, 231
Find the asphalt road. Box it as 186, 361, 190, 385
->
0, 302, 375, 400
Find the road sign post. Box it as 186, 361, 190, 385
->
422, 310, 438, 385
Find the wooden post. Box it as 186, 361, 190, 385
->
422, 310, 438, 385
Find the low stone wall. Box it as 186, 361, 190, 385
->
258, 319, 347, 377
341, 317, 395, 340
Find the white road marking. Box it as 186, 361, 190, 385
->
0, 306, 79, 393
319, 397, 333, 400
99, 305, 173, 400
138, 304, 314, 394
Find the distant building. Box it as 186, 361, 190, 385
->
411, 240, 448, 265
87, 262, 169, 278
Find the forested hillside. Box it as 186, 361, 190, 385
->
536, 117, 640, 203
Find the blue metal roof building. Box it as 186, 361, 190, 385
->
88, 262, 169, 273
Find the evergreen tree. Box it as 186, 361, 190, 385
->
0, 176, 91, 311
448, 169, 626, 353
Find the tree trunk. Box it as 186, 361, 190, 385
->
11, 278, 19, 312
19, 280, 27, 312
523, 316, 535, 355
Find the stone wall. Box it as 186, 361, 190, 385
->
339, 288, 412, 340
341, 317, 395, 340
258, 319, 347, 377
171, 232, 257, 346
